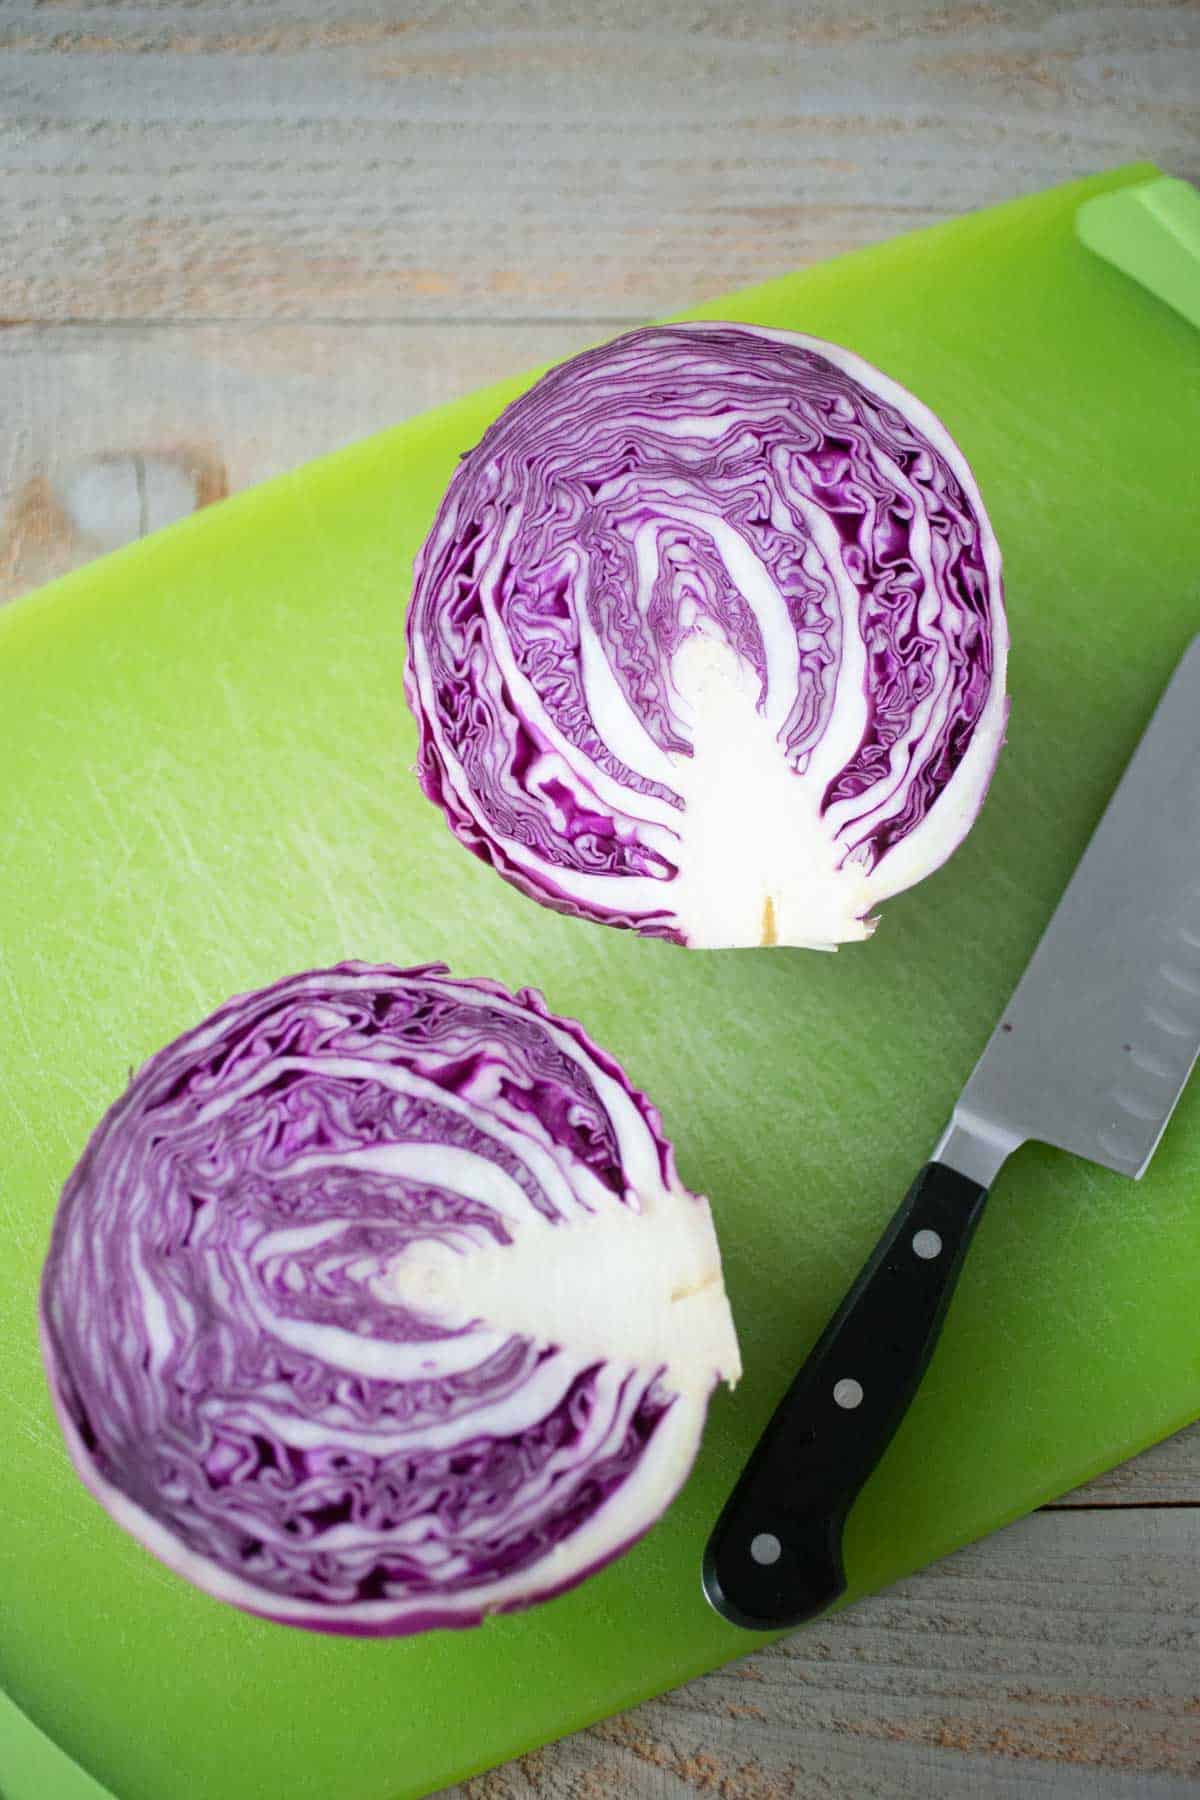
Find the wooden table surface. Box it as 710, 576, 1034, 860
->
4, 4, 1200, 1795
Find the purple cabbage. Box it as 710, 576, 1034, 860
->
40, 964, 739, 1635
406, 323, 1007, 950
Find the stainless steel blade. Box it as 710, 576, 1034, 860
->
936, 636, 1200, 1187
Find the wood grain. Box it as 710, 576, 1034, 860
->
1054, 1421, 1200, 1509
0, 321, 601, 598
0, 0, 1197, 324
437, 1508, 1200, 1799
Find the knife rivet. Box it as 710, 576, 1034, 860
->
750, 1532, 782, 1566
833, 1378, 864, 1410
912, 1229, 943, 1260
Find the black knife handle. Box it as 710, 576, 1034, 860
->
703, 1161, 988, 1631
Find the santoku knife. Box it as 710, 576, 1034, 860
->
704, 635, 1200, 1631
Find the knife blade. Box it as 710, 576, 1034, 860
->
703, 635, 1200, 1633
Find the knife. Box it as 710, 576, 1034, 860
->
704, 635, 1200, 1632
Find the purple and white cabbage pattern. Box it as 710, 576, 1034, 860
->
41, 964, 739, 1635
406, 323, 1007, 950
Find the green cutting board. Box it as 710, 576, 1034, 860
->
3, 164, 1199, 1800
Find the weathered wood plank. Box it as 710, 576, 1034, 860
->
0, 0, 1196, 323
437, 1507, 1200, 1798
0, 321, 601, 600
1057, 1421, 1200, 1509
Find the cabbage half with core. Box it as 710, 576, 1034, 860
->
407, 323, 1008, 949
40, 964, 740, 1635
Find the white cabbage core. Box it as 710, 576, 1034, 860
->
386, 1173, 737, 1396
666, 633, 874, 950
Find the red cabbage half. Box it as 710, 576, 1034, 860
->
406, 323, 1008, 949
40, 964, 739, 1635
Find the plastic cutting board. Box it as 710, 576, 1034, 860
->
3, 163, 1200, 1800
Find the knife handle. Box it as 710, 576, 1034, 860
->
702, 1161, 988, 1632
